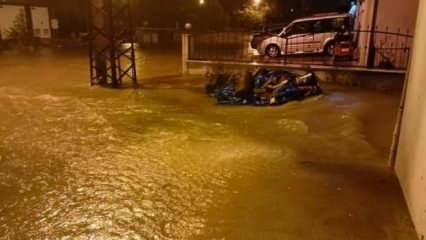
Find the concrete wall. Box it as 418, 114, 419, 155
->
357, 0, 418, 66
357, 0, 375, 65
188, 61, 406, 92
357, 0, 418, 34
376, 0, 419, 34
396, 0, 426, 239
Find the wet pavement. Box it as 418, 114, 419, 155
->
0, 48, 417, 239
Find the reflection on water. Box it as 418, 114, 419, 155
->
0, 52, 417, 239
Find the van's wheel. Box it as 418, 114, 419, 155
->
324, 42, 336, 56
266, 44, 281, 58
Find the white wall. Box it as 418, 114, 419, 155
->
357, 0, 375, 65
358, 0, 375, 30
30, 6, 51, 39
0, 5, 26, 40
396, 0, 426, 239
358, 0, 419, 33
356, 0, 419, 67
376, 0, 419, 34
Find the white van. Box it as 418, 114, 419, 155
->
254, 13, 351, 58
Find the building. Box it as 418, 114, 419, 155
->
395, 0, 426, 239
0, 0, 52, 40
357, 0, 419, 67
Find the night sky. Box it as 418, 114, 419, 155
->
2, 0, 352, 33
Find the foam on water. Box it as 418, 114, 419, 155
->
0, 52, 416, 240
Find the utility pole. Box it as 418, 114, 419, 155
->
88, 0, 138, 88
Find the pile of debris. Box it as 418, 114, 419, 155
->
206, 68, 322, 106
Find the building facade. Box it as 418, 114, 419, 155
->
0, 0, 52, 40
396, 0, 426, 238
357, 0, 419, 66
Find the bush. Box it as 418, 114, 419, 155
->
6, 10, 33, 49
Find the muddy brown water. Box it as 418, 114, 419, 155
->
0, 49, 417, 239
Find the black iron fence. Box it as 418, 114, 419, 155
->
187, 27, 413, 70
135, 27, 181, 49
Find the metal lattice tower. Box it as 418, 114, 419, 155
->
88, 0, 137, 88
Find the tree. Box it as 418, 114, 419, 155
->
217, 0, 245, 14
234, 1, 272, 28
6, 9, 31, 47
137, 0, 227, 30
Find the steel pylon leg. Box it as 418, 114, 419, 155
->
88, 0, 138, 88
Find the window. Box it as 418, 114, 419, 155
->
287, 22, 312, 35
331, 17, 349, 31
312, 20, 333, 33
333, 18, 346, 30
312, 17, 350, 33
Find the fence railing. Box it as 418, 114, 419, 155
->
135, 27, 181, 49
183, 28, 413, 72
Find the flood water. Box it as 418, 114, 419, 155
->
0, 48, 417, 239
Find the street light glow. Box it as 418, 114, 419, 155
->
253, 0, 262, 7
199, 0, 205, 5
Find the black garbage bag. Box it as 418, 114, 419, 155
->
274, 72, 322, 105
208, 70, 255, 105
215, 80, 254, 105
206, 68, 322, 106
206, 73, 231, 97
215, 85, 248, 105
253, 70, 295, 105
295, 72, 318, 86
254, 71, 322, 105
253, 69, 293, 89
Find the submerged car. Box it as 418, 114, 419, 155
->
206, 69, 322, 106
252, 13, 352, 58
252, 70, 322, 105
